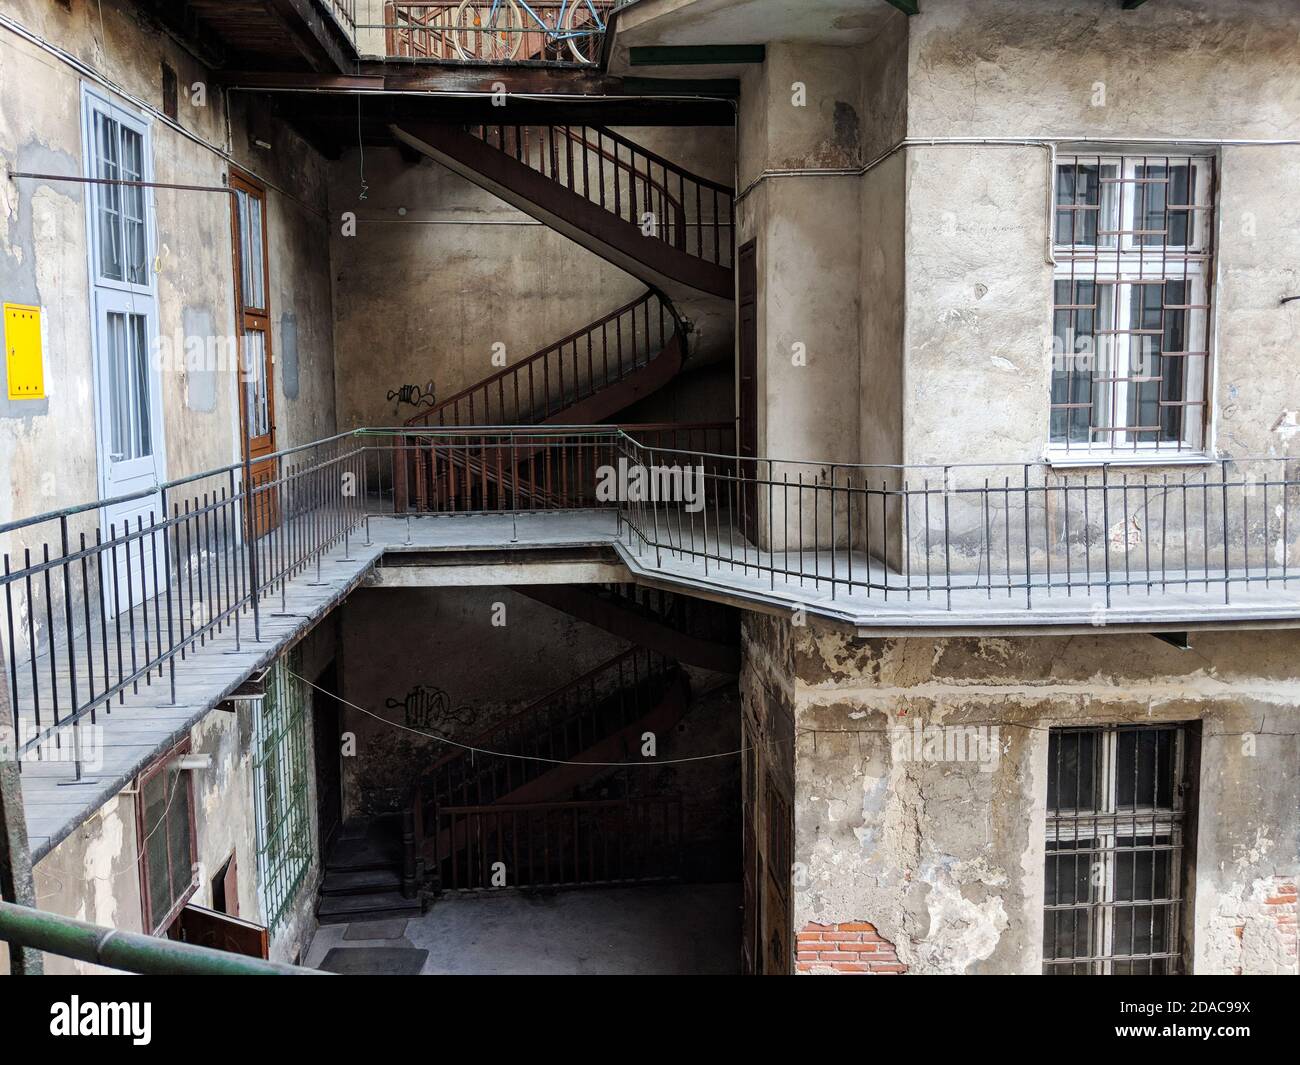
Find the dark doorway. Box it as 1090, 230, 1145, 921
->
737, 240, 758, 541
211, 853, 238, 915
313, 659, 344, 856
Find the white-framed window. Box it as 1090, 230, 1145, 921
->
1042, 724, 1194, 975
1049, 152, 1216, 457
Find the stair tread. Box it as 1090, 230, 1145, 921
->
316, 891, 421, 919
325, 836, 403, 872
321, 868, 403, 895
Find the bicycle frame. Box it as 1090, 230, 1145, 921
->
511, 0, 605, 42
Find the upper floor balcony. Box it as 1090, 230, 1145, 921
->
322, 1, 620, 65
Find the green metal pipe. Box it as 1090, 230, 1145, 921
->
0, 901, 326, 975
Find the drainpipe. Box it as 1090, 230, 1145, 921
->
0, 901, 325, 976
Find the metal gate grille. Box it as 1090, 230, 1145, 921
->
1043, 724, 1191, 974
254, 653, 313, 930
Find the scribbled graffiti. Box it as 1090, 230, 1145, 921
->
387, 381, 436, 408
385, 684, 475, 733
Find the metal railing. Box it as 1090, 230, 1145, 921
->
325, 1, 617, 64
1, 432, 368, 774
381, 428, 1300, 610
434, 796, 684, 890
0, 900, 322, 975
464, 125, 735, 268
7, 426, 1300, 773
406, 290, 679, 428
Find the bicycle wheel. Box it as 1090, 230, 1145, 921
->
563, 0, 605, 64
453, 0, 523, 62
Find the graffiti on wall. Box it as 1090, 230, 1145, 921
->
385, 684, 476, 735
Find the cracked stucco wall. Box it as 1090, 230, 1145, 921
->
0, 0, 336, 540
742, 612, 1300, 974
15, 618, 335, 972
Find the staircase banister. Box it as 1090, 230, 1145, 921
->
426, 647, 668, 771
405, 288, 670, 427
588, 125, 735, 197
556, 126, 685, 217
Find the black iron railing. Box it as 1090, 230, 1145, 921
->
435, 796, 684, 890
7, 426, 1300, 775
1, 432, 368, 775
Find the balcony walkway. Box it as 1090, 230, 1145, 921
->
16, 507, 1300, 859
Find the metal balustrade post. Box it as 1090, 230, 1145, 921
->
160, 486, 177, 700
243, 447, 261, 642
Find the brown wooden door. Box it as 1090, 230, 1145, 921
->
230, 169, 278, 534
737, 240, 758, 542
177, 903, 270, 958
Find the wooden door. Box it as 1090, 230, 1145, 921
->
230, 169, 278, 534
177, 903, 269, 958
737, 240, 758, 542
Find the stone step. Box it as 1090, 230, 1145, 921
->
320, 867, 403, 896
316, 890, 422, 925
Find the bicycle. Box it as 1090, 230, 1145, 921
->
452, 0, 608, 64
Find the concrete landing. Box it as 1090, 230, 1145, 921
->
303, 883, 742, 975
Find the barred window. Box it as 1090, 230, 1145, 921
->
1050, 153, 1215, 455
1043, 724, 1194, 974
254, 654, 314, 930
137, 740, 198, 934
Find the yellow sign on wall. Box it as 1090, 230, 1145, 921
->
4, 302, 44, 400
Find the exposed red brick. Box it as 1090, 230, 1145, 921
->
796, 921, 907, 975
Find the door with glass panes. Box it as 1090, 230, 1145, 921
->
230, 169, 278, 534
82, 87, 166, 616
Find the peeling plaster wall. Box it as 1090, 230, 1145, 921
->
21, 619, 335, 971
743, 613, 1300, 974
0, 0, 336, 546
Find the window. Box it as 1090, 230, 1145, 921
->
1042, 724, 1195, 974
90, 107, 149, 287
1050, 153, 1215, 455
137, 741, 198, 934
254, 655, 314, 930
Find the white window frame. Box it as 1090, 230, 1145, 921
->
1047, 150, 1217, 464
